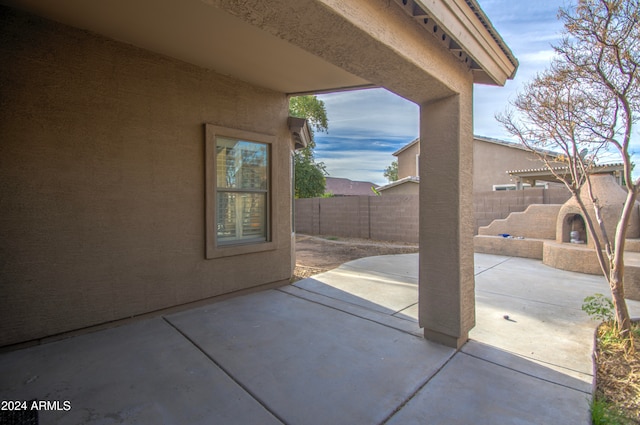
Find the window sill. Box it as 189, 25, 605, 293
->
206, 240, 277, 259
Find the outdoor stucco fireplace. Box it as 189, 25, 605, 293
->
542, 173, 640, 274
475, 170, 640, 300
554, 173, 640, 249
564, 213, 587, 244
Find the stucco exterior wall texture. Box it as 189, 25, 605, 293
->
475, 204, 563, 260
474, 188, 571, 230
0, 10, 293, 346
478, 204, 562, 240
397, 142, 420, 179
555, 174, 640, 248
379, 182, 419, 196
472, 140, 542, 192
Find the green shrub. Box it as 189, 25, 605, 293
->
582, 294, 614, 322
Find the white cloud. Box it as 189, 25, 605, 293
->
312, 1, 572, 183
319, 89, 419, 137
519, 49, 558, 65
317, 149, 396, 186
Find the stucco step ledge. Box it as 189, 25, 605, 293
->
626, 238, 640, 252
542, 241, 640, 301
473, 235, 546, 260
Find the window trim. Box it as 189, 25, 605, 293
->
493, 183, 549, 191
205, 124, 276, 259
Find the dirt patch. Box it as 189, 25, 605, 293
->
293, 234, 418, 281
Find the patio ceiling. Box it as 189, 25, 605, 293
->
2, 0, 516, 96
1, 0, 372, 94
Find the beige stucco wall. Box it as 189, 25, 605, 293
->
397, 139, 547, 192
472, 140, 542, 192
397, 142, 420, 179
0, 9, 293, 346
1, 0, 516, 349
380, 182, 419, 196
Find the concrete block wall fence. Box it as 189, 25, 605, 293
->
294, 188, 570, 242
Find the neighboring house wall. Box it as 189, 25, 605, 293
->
472, 137, 548, 192
396, 140, 420, 179
295, 188, 570, 241
379, 180, 419, 195
474, 187, 571, 230
387, 137, 557, 193
0, 11, 293, 346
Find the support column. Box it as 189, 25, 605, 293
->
419, 94, 475, 349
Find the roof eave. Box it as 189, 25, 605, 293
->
411, 0, 518, 86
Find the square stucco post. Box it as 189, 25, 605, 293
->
419, 94, 475, 349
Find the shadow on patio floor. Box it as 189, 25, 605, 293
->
3, 253, 639, 424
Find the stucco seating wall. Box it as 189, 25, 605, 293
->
542, 242, 640, 301
477, 204, 562, 239
474, 204, 563, 260
625, 238, 640, 252
542, 241, 602, 275
474, 235, 546, 259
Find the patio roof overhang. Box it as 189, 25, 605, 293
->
508, 163, 625, 186
1, 0, 517, 98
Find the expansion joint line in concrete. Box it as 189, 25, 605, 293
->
475, 288, 583, 311
461, 350, 592, 395
161, 317, 289, 425
277, 287, 421, 338
378, 351, 457, 425
474, 257, 513, 276
393, 302, 418, 318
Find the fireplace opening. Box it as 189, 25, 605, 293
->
565, 214, 587, 244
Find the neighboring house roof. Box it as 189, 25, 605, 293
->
393, 135, 561, 157
393, 138, 419, 157
377, 176, 420, 192
474, 135, 531, 152
474, 135, 560, 157
325, 177, 378, 196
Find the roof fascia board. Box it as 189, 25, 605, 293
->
392, 138, 420, 156
415, 0, 517, 86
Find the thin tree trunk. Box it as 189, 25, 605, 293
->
608, 189, 638, 337
609, 266, 632, 337
573, 193, 610, 278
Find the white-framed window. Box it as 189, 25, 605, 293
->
493, 184, 518, 191
205, 124, 275, 259
493, 182, 549, 191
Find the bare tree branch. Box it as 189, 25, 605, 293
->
499, 0, 640, 340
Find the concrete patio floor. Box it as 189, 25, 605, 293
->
2, 253, 639, 424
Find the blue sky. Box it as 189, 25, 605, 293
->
314, 0, 567, 185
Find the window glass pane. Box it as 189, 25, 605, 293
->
216, 192, 237, 242
216, 138, 268, 190
241, 193, 266, 239
216, 192, 266, 244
